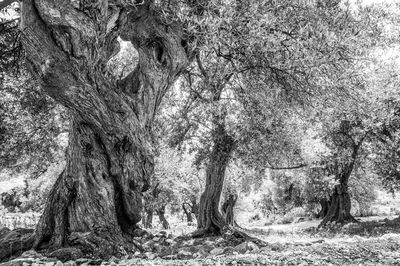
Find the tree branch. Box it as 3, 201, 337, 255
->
266, 163, 307, 170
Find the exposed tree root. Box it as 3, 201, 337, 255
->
0, 228, 150, 262
191, 225, 267, 248
0, 228, 35, 262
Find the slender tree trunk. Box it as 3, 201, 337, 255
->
156, 206, 169, 229
0, 0, 190, 260
143, 210, 153, 229
183, 203, 194, 224
195, 122, 235, 236
191, 198, 199, 222
222, 193, 238, 226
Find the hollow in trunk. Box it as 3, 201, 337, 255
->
317, 198, 331, 219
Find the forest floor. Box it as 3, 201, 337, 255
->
1, 216, 400, 265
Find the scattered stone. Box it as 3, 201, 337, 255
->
3, 258, 36, 266
163, 254, 178, 260
210, 247, 224, 256
48, 248, 83, 262
223, 246, 235, 255
145, 252, 157, 260
55, 261, 63, 266
157, 231, 167, 236
270, 242, 285, 251
194, 249, 208, 259
165, 239, 175, 245
295, 217, 306, 223
64, 260, 77, 266
203, 240, 214, 246
75, 258, 90, 264
182, 239, 195, 246
143, 240, 155, 251
177, 249, 193, 259
108, 256, 118, 263
234, 242, 249, 254
247, 241, 260, 251
87, 259, 102, 265
311, 239, 324, 244
133, 228, 148, 238
21, 250, 42, 259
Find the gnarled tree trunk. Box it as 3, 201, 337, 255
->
319, 124, 364, 227
320, 182, 356, 226
0, 0, 190, 260
195, 121, 235, 236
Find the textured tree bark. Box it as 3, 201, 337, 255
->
0, 0, 190, 260
194, 121, 235, 236
221, 193, 238, 226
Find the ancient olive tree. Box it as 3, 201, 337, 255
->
0, 0, 191, 260
168, 0, 366, 237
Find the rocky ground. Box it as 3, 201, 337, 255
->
2, 218, 400, 266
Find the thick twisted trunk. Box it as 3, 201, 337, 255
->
34, 115, 151, 255
0, 0, 190, 260
319, 129, 363, 227
320, 183, 357, 225
195, 122, 235, 236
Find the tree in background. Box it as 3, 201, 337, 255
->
164, 0, 369, 237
